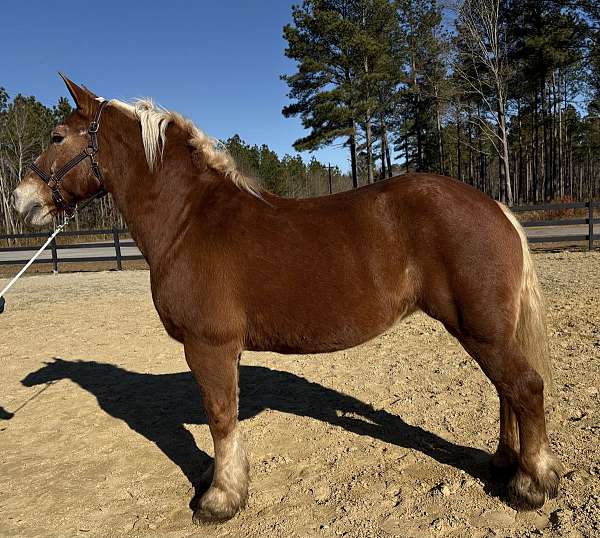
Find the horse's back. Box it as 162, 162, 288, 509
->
238, 173, 522, 352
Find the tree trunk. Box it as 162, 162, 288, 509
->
435, 97, 444, 174
517, 99, 524, 203
477, 104, 484, 193
497, 99, 513, 205
365, 115, 374, 183
405, 121, 410, 173
533, 92, 539, 202
456, 102, 462, 182
349, 119, 358, 189
467, 107, 473, 185
557, 70, 564, 197
410, 51, 423, 172
380, 114, 393, 179
415, 97, 422, 171
541, 81, 550, 201
385, 140, 393, 178
379, 115, 386, 180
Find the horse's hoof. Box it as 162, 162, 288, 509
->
507, 461, 561, 511
192, 485, 246, 524
507, 469, 545, 510
192, 506, 235, 524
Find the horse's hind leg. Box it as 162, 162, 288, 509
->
503, 359, 562, 510
184, 338, 249, 523
490, 396, 519, 475
458, 335, 562, 510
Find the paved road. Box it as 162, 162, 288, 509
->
525, 224, 591, 239
0, 243, 142, 264
0, 224, 595, 264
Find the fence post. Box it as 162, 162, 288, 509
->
113, 228, 123, 270
50, 234, 58, 274
589, 201, 594, 251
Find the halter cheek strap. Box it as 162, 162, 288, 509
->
30, 99, 109, 216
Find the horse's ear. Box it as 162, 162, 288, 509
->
58, 73, 97, 116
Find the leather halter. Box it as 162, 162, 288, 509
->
29, 99, 109, 216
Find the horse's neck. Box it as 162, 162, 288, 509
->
100, 118, 204, 268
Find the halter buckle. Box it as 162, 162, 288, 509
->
88, 121, 100, 133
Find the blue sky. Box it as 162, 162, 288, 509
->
0, 1, 351, 170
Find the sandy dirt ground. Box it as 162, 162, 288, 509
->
0, 251, 598, 538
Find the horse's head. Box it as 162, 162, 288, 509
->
12, 74, 106, 226
21, 357, 73, 387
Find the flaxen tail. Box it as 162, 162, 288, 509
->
498, 203, 552, 393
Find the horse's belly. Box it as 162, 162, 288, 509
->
246, 302, 416, 354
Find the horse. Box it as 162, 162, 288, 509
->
12, 75, 563, 523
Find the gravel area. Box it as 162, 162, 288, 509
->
0, 251, 598, 537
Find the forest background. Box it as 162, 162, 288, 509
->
1, 0, 599, 233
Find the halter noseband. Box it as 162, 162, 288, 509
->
29, 99, 109, 216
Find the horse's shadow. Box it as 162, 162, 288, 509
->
0, 406, 14, 420
21, 357, 499, 500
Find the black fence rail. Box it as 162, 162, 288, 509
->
512, 200, 600, 250
0, 228, 144, 271
0, 201, 598, 273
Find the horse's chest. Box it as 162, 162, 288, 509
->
149, 277, 189, 342
149, 271, 238, 344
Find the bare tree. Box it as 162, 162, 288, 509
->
455, 0, 513, 204
0, 97, 51, 235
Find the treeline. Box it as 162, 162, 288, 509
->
2, 1, 599, 236
282, 0, 600, 204
225, 134, 349, 197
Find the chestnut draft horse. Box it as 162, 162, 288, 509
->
13, 76, 563, 523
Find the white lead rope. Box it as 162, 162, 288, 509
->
0, 218, 71, 311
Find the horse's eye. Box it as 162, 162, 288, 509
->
51, 133, 64, 144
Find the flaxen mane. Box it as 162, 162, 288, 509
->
108, 98, 261, 197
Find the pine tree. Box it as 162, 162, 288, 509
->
282, 1, 361, 186
282, 0, 399, 187
53, 97, 73, 125
390, 0, 448, 174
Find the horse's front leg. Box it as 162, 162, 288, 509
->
184, 338, 248, 523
